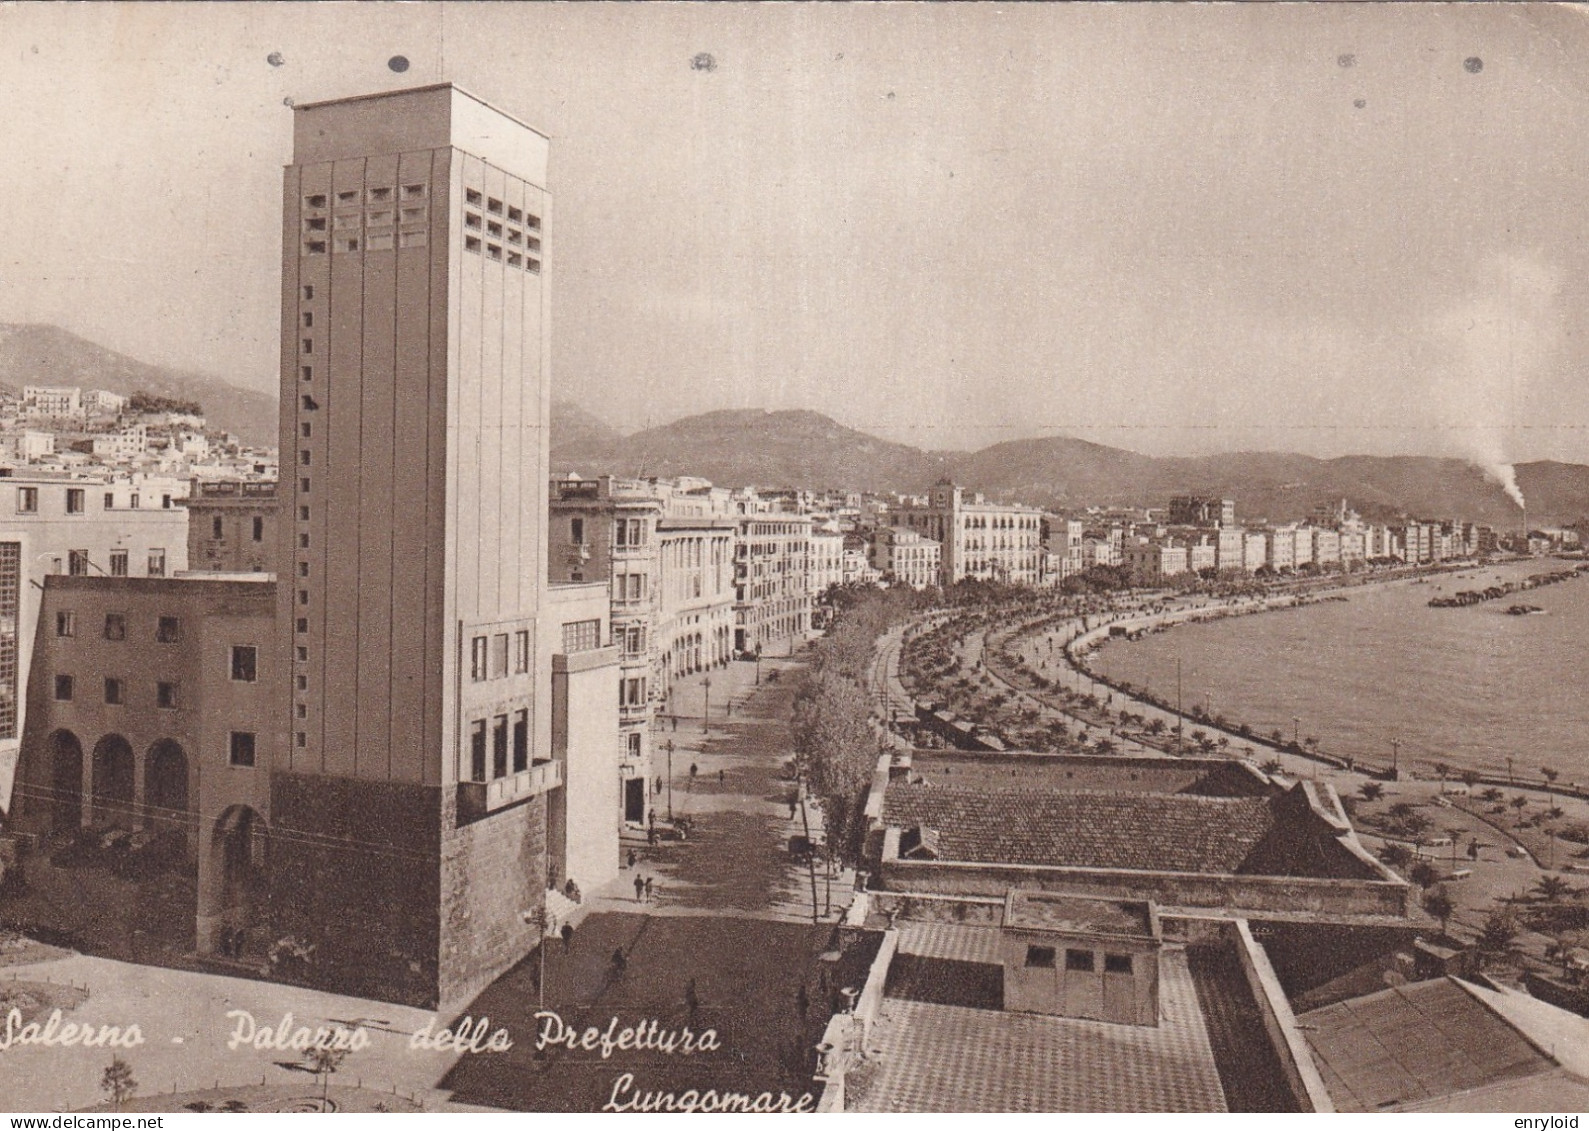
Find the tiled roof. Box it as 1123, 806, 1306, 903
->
883, 784, 1280, 874
1299, 978, 1553, 1112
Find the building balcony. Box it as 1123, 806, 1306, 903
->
456, 759, 563, 821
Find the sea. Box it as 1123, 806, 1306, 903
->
1093, 559, 1589, 785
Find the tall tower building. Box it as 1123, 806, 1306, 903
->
274, 84, 563, 1009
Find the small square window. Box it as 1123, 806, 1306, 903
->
296, 646, 308, 662
54, 674, 73, 701
68, 550, 89, 576
296, 675, 307, 691
302, 311, 314, 327
229, 731, 256, 767
299, 506, 310, 521
527, 258, 541, 274
302, 478, 311, 493
299, 533, 310, 549
104, 678, 124, 706
301, 423, 311, 439
298, 589, 309, 605
1025, 945, 1056, 969
402, 183, 427, 200
300, 449, 311, 466
296, 617, 308, 634
302, 284, 315, 300
366, 209, 393, 227
465, 236, 481, 254
400, 206, 426, 224
333, 213, 359, 231
232, 645, 258, 682
399, 230, 428, 248
527, 236, 542, 253
304, 217, 327, 232
147, 548, 166, 577
487, 221, 503, 238
157, 681, 179, 709
304, 194, 327, 210
507, 252, 523, 268
1104, 953, 1133, 974
333, 237, 359, 254
366, 232, 394, 251
296, 702, 307, 719
526, 214, 541, 231
55, 611, 75, 638
109, 550, 128, 577
465, 188, 483, 206
302, 395, 317, 411
302, 338, 313, 354
487, 244, 502, 261
465, 212, 482, 230
336, 190, 358, 205
368, 186, 392, 203
304, 240, 327, 255
103, 613, 125, 641
295, 732, 307, 748
507, 229, 522, 246
298, 561, 309, 576
507, 205, 523, 222
66, 488, 85, 514
301, 365, 313, 382
156, 616, 181, 643
487, 197, 503, 215
17, 487, 37, 514
1065, 949, 1095, 972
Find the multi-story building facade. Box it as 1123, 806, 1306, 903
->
1243, 531, 1268, 573
1216, 526, 1247, 572
733, 512, 812, 655
870, 526, 941, 590
1312, 527, 1341, 567
273, 84, 616, 1009
1265, 527, 1296, 572
0, 472, 188, 806
22, 386, 83, 420
1041, 516, 1084, 584
809, 527, 846, 598
893, 480, 1042, 587
185, 480, 279, 574
1167, 496, 1235, 528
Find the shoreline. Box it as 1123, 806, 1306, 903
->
1061, 559, 1589, 800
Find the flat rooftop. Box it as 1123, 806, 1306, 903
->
900, 753, 1274, 797
1005, 890, 1155, 939
849, 948, 1227, 1112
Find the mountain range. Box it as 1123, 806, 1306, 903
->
3, 325, 1581, 526
0, 324, 278, 448
551, 407, 1589, 528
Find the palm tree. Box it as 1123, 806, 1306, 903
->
1434, 762, 1451, 790
1542, 767, 1561, 787
1461, 769, 1481, 792
1481, 787, 1504, 804
1534, 874, 1572, 903
1424, 887, 1456, 939
1511, 795, 1531, 819
100, 1058, 137, 1113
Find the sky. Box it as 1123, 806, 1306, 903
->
1, 3, 1586, 466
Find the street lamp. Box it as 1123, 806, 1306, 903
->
754, 644, 763, 685
703, 675, 712, 736
1292, 717, 1301, 751
1390, 739, 1400, 781
664, 739, 675, 820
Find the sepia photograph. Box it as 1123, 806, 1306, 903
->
0, 0, 1587, 1117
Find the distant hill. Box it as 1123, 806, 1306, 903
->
3, 325, 1584, 525
551, 407, 1589, 526
551, 398, 623, 452
552, 408, 952, 493
0, 324, 277, 447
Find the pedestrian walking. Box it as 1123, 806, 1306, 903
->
634, 874, 645, 903
612, 947, 627, 976
561, 922, 575, 952
627, 848, 637, 869
690, 762, 698, 780
685, 978, 699, 1021
644, 876, 654, 902
718, 768, 725, 785
796, 984, 809, 1019
789, 797, 798, 819
655, 775, 663, 795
